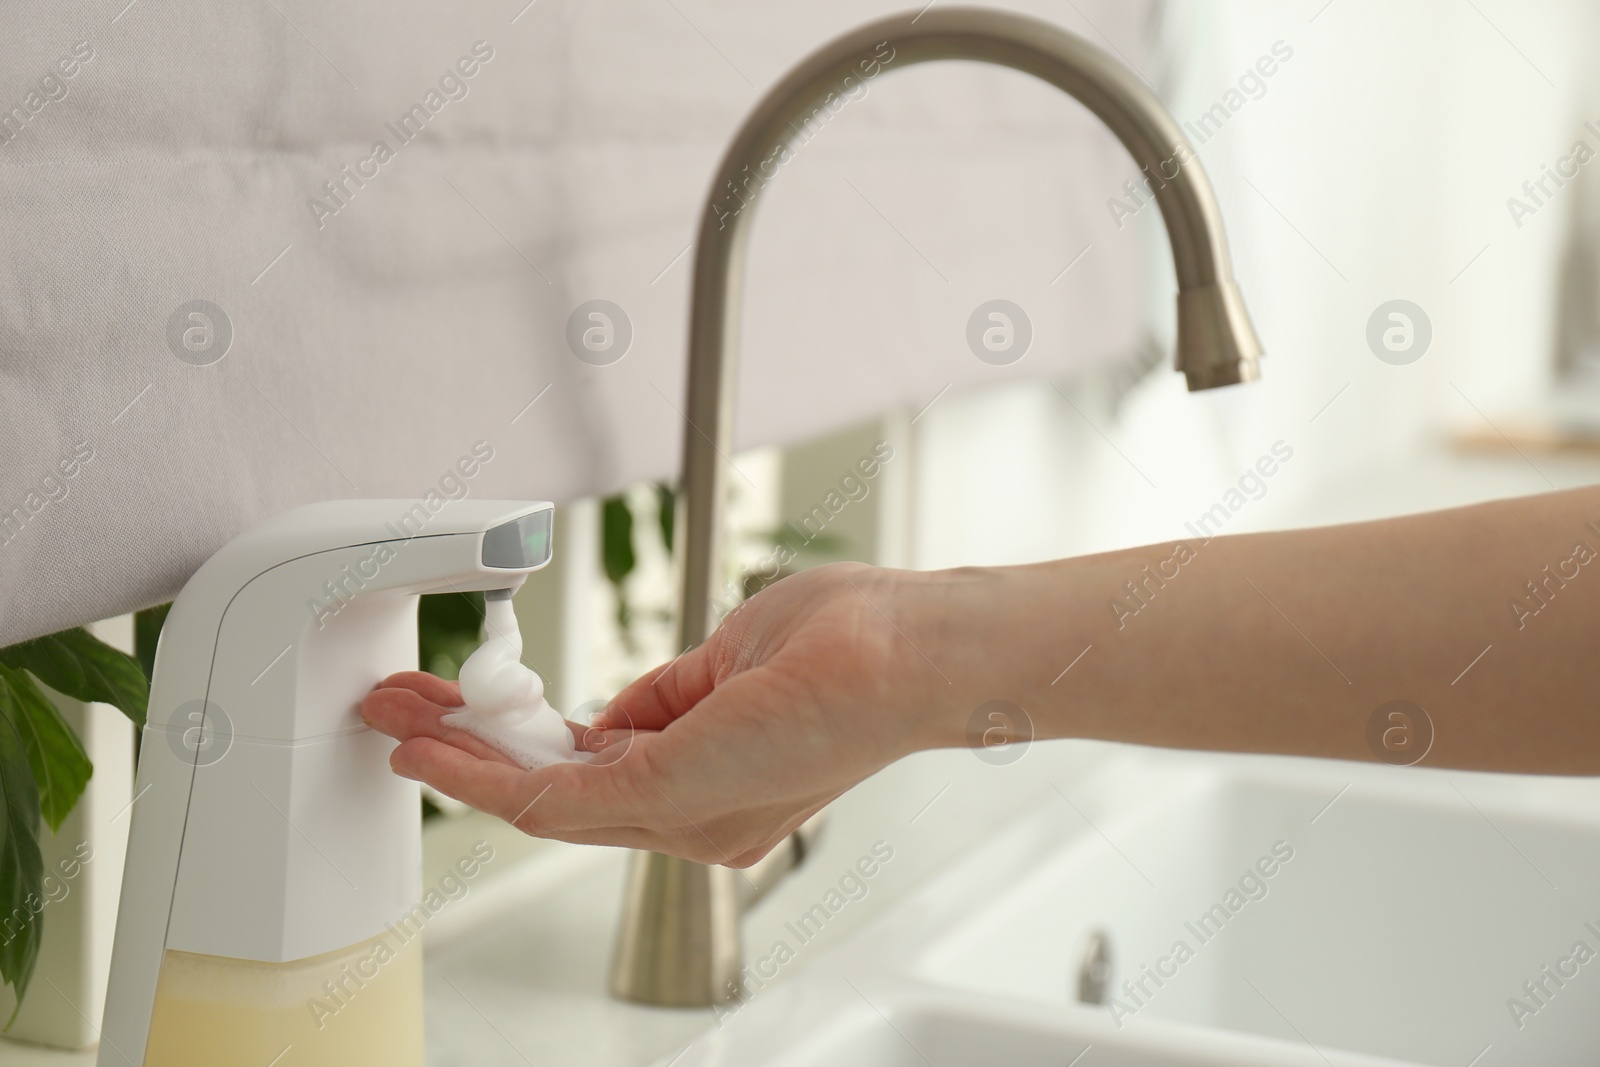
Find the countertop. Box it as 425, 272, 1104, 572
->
0, 738, 1120, 1067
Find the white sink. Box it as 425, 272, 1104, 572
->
746, 984, 1407, 1067
674, 750, 1600, 1067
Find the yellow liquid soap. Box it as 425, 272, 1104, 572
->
142, 930, 423, 1067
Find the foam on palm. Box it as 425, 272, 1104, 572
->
441, 597, 587, 770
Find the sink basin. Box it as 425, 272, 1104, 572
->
913, 757, 1600, 1065
752, 984, 1408, 1067
672, 750, 1600, 1067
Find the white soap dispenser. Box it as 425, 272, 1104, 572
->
97, 499, 555, 1067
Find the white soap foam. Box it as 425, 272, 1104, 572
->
441, 597, 589, 771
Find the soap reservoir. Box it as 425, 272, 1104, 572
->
143, 933, 422, 1066
98, 500, 554, 1067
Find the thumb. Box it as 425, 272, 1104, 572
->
594, 637, 723, 732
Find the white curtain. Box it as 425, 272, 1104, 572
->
0, 0, 1155, 645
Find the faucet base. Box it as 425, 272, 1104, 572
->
610, 821, 825, 1007
609, 853, 743, 1007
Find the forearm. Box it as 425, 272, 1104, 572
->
366, 483, 1600, 864
910, 485, 1600, 775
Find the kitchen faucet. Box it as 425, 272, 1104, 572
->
610, 6, 1263, 1008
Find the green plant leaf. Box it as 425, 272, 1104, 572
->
0, 628, 148, 728
601, 494, 637, 638
0, 713, 43, 1028
601, 494, 636, 587
654, 482, 676, 553
417, 592, 485, 681
0, 667, 92, 833
133, 603, 171, 682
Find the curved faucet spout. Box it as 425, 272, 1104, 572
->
677, 5, 1261, 654
611, 6, 1264, 1008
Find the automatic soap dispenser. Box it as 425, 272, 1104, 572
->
96, 499, 555, 1067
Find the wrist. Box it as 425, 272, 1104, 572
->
890, 562, 1067, 750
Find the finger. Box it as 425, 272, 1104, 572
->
596, 641, 720, 732
391, 737, 568, 826
375, 671, 462, 707
364, 686, 520, 766
362, 686, 450, 739
394, 732, 808, 867
393, 738, 651, 838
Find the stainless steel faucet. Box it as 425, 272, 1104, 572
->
609, 6, 1263, 1008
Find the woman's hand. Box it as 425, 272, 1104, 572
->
361, 563, 966, 866
366, 481, 1600, 827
